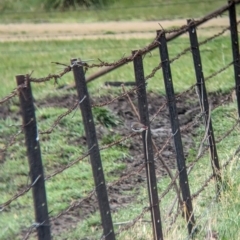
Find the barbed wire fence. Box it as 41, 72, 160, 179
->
1, 1, 240, 239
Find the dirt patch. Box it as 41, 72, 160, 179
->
0, 17, 230, 42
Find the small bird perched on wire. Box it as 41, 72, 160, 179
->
130, 121, 148, 133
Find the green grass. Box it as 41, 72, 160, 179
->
0, 36, 235, 99
0, 0, 230, 23
1, 35, 240, 239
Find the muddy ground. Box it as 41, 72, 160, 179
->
2, 87, 229, 238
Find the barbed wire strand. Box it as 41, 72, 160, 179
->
0, 83, 26, 105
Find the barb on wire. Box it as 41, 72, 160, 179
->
0, 129, 23, 153
29, 65, 71, 84
99, 132, 137, 151
39, 101, 78, 134
0, 184, 32, 211
0, 174, 41, 211
45, 144, 95, 181
53, 58, 94, 67
1, 119, 33, 153
0, 90, 18, 104
39, 95, 87, 135
0, 83, 26, 105
205, 61, 234, 82
23, 220, 49, 240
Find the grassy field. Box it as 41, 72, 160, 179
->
1, 33, 240, 239
0, 0, 229, 23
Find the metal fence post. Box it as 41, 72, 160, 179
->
132, 50, 164, 240
71, 59, 115, 240
187, 20, 221, 195
16, 75, 51, 240
157, 31, 195, 235
228, 0, 240, 117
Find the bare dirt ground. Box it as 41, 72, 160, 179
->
0, 17, 230, 42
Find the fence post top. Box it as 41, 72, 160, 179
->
70, 58, 78, 64
15, 74, 25, 78
15, 74, 26, 85
156, 30, 165, 39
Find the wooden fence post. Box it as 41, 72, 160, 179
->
16, 75, 51, 240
